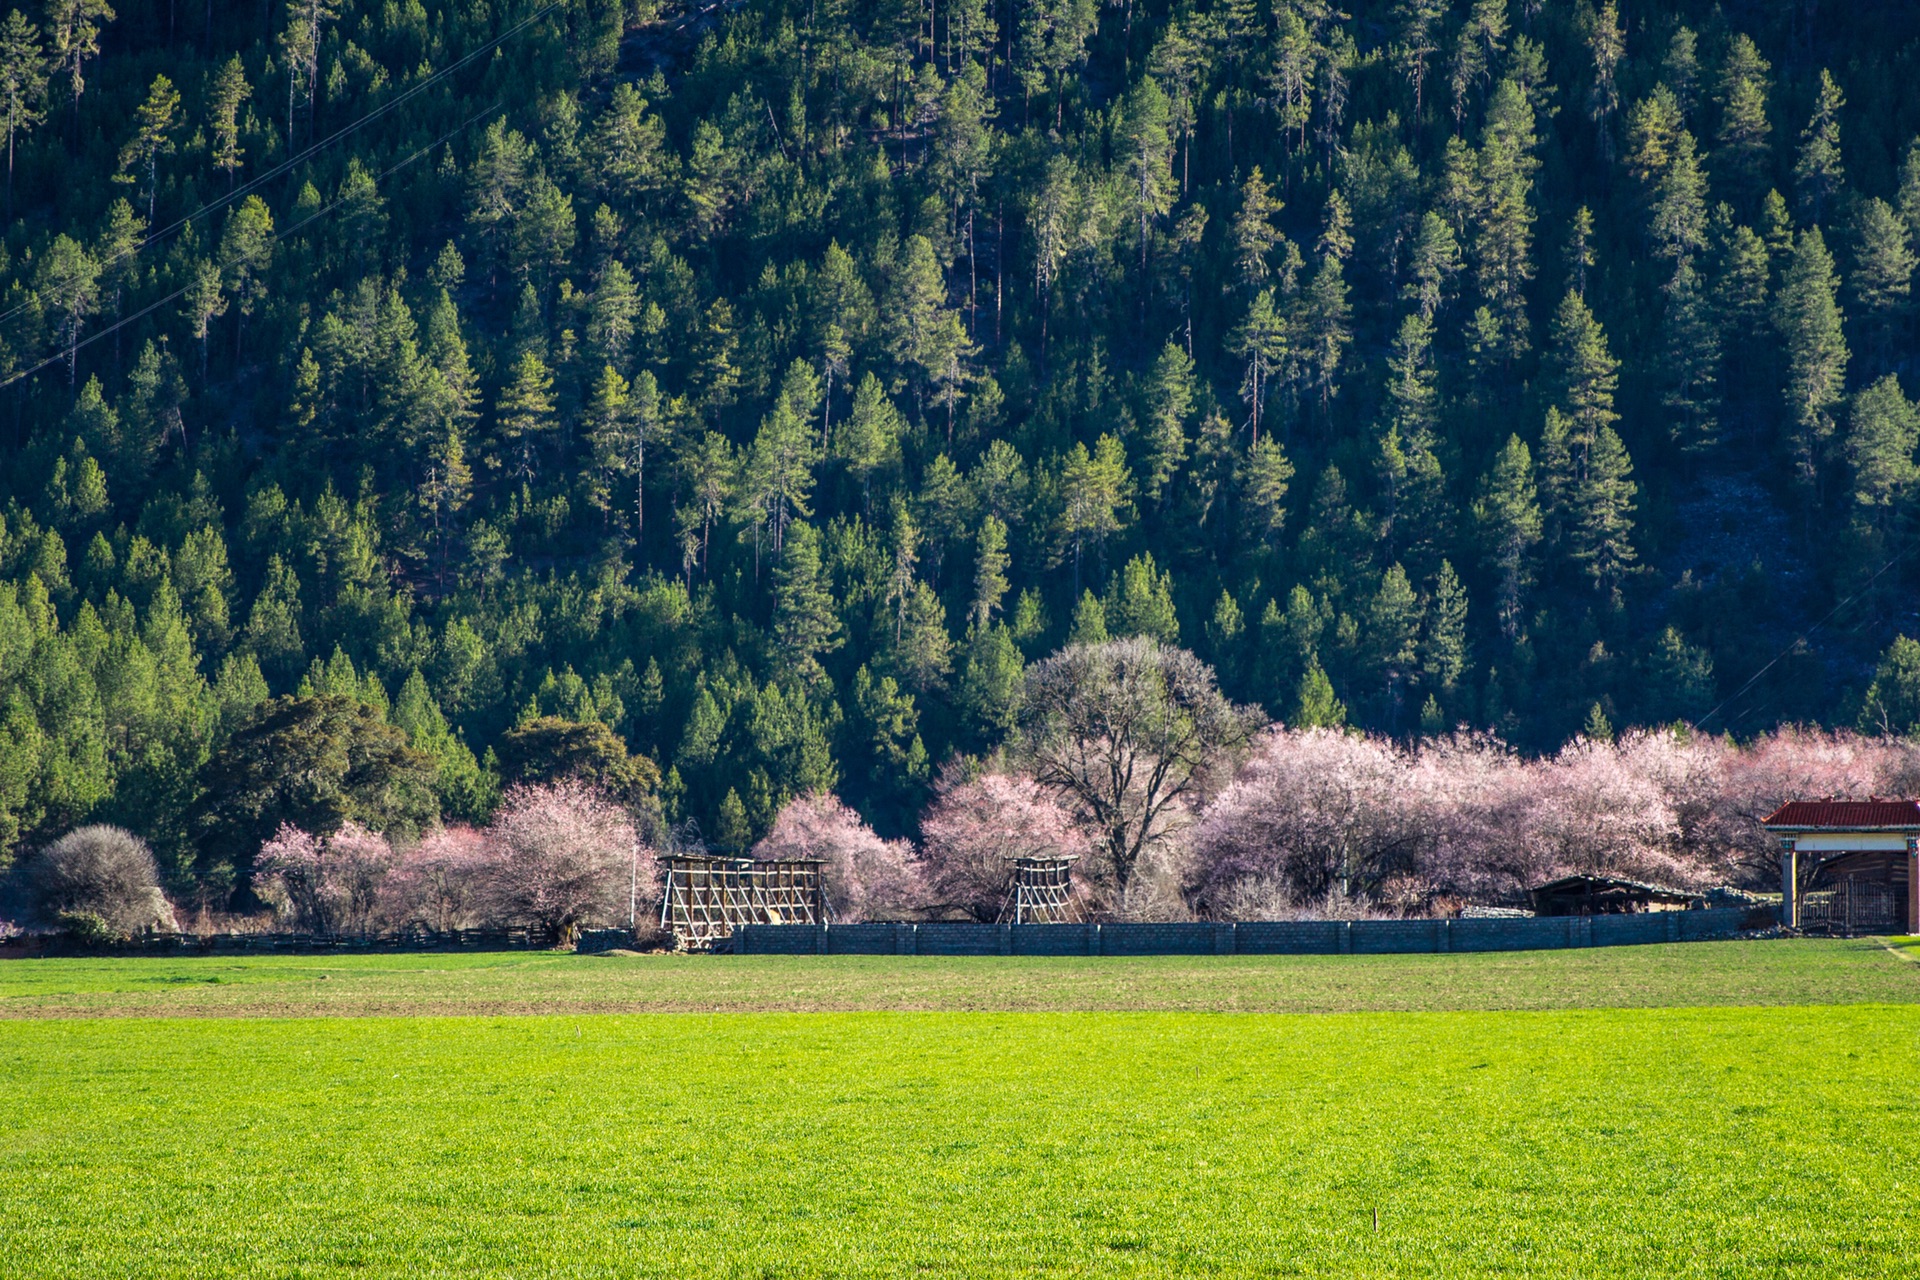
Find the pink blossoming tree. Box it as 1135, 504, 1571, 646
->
919, 773, 1091, 920
252, 821, 398, 936
752, 792, 926, 921
477, 780, 648, 938
388, 825, 493, 933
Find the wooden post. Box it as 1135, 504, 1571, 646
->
1780, 843, 1798, 929
1908, 839, 1918, 937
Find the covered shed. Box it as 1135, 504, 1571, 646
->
1527, 875, 1701, 916
1763, 799, 1920, 935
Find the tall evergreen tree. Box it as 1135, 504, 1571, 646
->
1776, 228, 1851, 491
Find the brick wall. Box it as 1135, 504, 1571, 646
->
731, 907, 1758, 955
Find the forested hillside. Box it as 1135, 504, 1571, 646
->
3, 0, 1920, 894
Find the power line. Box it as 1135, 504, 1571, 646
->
2, 101, 504, 393
0, 2, 560, 334
1696, 539, 1916, 731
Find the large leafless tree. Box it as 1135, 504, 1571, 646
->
1020, 638, 1260, 896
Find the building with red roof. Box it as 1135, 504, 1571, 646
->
1762, 799, 1920, 935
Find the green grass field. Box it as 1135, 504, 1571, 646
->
3, 941, 1916, 1277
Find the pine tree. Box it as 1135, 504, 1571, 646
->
1624, 85, 1683, 194
1587, 1, 1624, 159
1368, 563, 1421, 713
1712, 34, 1772, 204
206, 55, 249, 189
1569, 426, 1638, 599
1849, 197, 1915, 369
114, 74, 177, 225
893, 584, 952, 694
1054, 437, 1133, 594
1546, 290, 1619, 455
1776, 227, 1850, 490
1421, 560, 1469, 696
46, 0, 113, 129
0, 10, 46, 220
738, 403, 820, 565
494, 350, 557, 481
582, 364, 633, 529
1240, 435, 1295, 550
1389, 0, 1446, 115
1661, 259, 1721, 455
1564, 204, 1595, 294
1294, 661, 1346, 728
676, 432, 735, 579
1068, 591, 1108, 644
217, 197, 274, 362
586, 259, 639, 371
1298, 255, 1352, 410
835, 374, 905, 511
1234, 289, 1289, 444
953, 623, 1022, 743
1900, 138, 1920, 243
1104, 553, 1179, 645
1137, 343, 1194, 507
1475, 80, 1538, 358
1794, 70, 1847, 224
1664, 27, 1700, 118
1232, 167, 1285, 293
772, 523, 841, 688
1473, 434, 1541, 638
1120, 78, 1174, 274
1448, 0, 1506, 128
969, 515, 1010, 632
1384, 312, 1438, 439
1383, 220, 1445, 325
1650, 132, 1708, 263
1842, 374, 1919, 574
1713, 221, 1771, 361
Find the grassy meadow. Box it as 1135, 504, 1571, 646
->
2, 941, 1916, 1276
2, 936, 1917, 1016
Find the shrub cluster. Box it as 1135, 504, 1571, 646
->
250, 780, 646, 938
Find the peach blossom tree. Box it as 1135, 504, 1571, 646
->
752, 791, 926, 921
477, 780, 648, 937
919, 773, 1090, 920
252, 821, 398, 937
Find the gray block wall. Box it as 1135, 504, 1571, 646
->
731, 907, 1758, 956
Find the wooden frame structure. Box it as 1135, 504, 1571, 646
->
659, 855, 826, 948
998, 856, 1081, 924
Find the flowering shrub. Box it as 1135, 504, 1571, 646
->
753, 792, 926, 922
20, 825, 173, 935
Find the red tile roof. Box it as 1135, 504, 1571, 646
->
1762, 799, 1920, 829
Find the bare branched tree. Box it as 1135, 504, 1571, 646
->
1020, 638, 1260, 899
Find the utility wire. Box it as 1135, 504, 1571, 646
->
3, 101, 504, 393
0, 1, 559, 334
1696, 538, 1917, 731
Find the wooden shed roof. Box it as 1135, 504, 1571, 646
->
1762, 800, 1920, 830
1529, 875, 1697, 902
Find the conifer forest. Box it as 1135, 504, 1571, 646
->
3, 0, 1920, 902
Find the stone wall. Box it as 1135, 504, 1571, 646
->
731, 907, 1765, 955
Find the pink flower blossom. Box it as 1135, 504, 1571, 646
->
252, 821, 398, 937
478, 779, 649, 937
752, 792, 926, 922
919, 773, 1091, 921
388, 825, 492, 933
